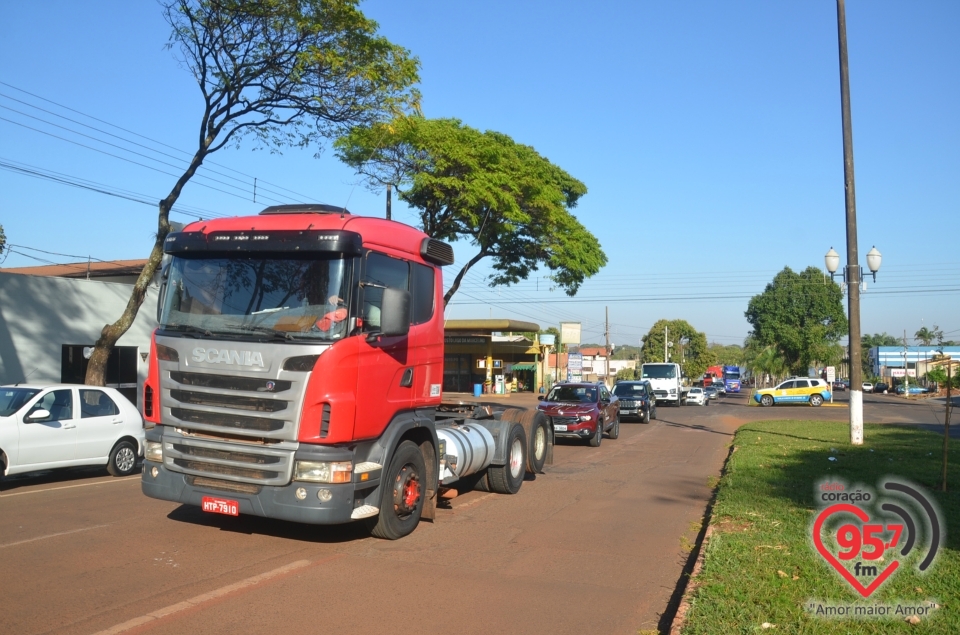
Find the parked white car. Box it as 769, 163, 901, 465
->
862, 382, 874, 393
0, 385, 144, 480
685, 387, 708, 406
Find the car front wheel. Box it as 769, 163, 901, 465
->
760, 394, 774, 407
809, 394, 824, 407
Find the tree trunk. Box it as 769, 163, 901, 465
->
442, 249, 487, 308
84, 147, 207, 386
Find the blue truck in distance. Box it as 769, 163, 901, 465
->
723, 366, 742, 392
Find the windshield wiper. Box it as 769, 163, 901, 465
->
231, 324, 297, 341
161, 324, 214, 337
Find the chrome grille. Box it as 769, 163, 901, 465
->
163, 434, 294, 486
654, 390, 667, 397
187, 476, 262, 495
170, 408, 285, 432
620, 400, 637, 407
170, 371, 291, 393
551, 416, 579, 426
170, 389, 288, 412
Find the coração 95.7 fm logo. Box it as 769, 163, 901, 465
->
812, 478, 943, 598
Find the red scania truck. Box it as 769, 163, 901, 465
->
141, 204, 551, 539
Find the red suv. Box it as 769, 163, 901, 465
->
537, 382, 619, 447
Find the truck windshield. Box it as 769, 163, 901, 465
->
641, 365, 676, 379
159, 256, 352, 341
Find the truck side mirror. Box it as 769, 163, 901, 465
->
379, 287, 411, 337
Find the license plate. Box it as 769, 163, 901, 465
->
554, 424, 568, 432
201, 496, 239, 516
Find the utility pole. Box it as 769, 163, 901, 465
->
664, 325, 669, 363
904, 330, 909, 395
837, 0, 864, 445
604, 306, 610, 383
942, 359, 952, 491
386, 184, 392, 220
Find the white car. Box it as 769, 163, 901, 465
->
862, 382, 874, 393
685, 387, 708, 406
0, 385, 144, 481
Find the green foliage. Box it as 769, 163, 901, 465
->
640, 319, 711, 379
707, 343, 745, 366
615, 367, 639, 381
861, 332, 901, 377
335, 116, 607, 305
745, 266, 847, 375
611, 344, 640, 361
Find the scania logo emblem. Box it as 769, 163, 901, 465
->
265, 381, 276, 391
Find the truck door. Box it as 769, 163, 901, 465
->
354, 251, 412, 440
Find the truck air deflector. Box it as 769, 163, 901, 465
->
258, 204, 350, 215
419, 237, 455, 266
164, 229, 362, 255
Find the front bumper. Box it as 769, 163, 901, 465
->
142, 460, 375, 524
552, 421, 598, 438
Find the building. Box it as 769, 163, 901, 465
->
0, 261, 158, 405
443, 319, 541, 394
544, 347, 612, 386
869, 346, 960, 378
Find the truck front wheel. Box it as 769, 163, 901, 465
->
368, 440, 425, 540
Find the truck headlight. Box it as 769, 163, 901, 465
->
669, 389, 677, 394
145, 441, 163, 462
294, 461, 352, 483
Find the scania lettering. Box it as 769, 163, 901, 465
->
640, 362, 683, 406
141, 204, 553, 540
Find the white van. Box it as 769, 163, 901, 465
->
640, 363, 683, 406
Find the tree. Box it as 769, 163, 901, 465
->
335, 116, 607, 305
707, 343, 745, 366
85, 0, 420, 385
745, 266, 847, 375
915, 327, 936, 346
640, 319, 711, 379
615, 367, 639, 381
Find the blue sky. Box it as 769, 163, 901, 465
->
1, 1, 957, 347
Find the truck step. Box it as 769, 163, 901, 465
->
354, 462, 383, 474
350, 505, 379, 519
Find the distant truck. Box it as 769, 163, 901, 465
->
640, 362, 683, 406
703, 365, 723, 388
723, 365, 742, 393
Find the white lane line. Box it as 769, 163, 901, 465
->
90, 559, 318, 635
0, 475, 140, 498
0, 524, 111, 549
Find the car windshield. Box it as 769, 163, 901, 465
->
159, 255, 352, 341
641, 365, 676, 379
546, 386, 597, 403
0, 387, 41, 416
612, 384, 645, 396
689, 388, 702, 393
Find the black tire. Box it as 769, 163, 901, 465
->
368, 440, 426, 540
486, 423, 526, 494
501, 409, 549, 474
107, 440, 138, 477
760, 394, 774, 407
810, 394, 824, 407
642, 407, 651, 424
588, 417, 603, 447
607, 412, 620, 439
651, 405, 657, 420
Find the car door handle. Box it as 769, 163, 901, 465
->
111, 418, 122, 424
62, 423, 76, 430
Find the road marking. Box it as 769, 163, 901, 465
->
0, 524, 111, 549
90, 557, 336, 635
0, 475, 140, 498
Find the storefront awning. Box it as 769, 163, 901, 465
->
511, 363, 536, 371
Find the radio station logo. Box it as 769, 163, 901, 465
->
811, 477, 942, 599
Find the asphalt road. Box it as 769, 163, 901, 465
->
0, 391, 950, 635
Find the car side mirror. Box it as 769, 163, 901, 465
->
378, 287, 411, 337
26, 409, 51, 421
537, 396, 544, 401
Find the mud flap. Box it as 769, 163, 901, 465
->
546, 424, 554, 465
420, 439, 437, 522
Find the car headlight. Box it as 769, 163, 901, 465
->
578, 414, 593, 421
294, 460, 352, 483
145, 441, 163, 462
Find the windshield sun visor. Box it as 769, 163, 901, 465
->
164, 230, 362, 255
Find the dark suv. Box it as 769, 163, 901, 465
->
537, 382, 620, 447
611, 380, 657, 423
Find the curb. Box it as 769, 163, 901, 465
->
669, 525, 714, 635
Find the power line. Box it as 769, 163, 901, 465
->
0, 81, 320, 203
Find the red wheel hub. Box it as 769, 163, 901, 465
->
393, 465, 421, 515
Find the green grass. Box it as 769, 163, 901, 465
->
682, 421, 960, 634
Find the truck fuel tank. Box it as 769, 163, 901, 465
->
436, 423, 496, 484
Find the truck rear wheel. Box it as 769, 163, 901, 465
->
368, 440, 425, 540
485, 423, 526, 494
501, 409, 549, 474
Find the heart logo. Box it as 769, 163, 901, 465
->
812, 503, 900, 598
